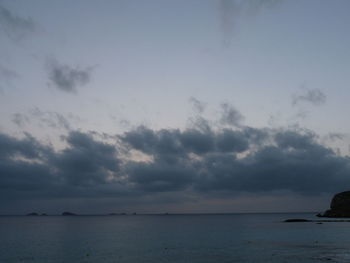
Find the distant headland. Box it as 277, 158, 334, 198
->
285, 191, 350, 222
317, 191, 350, 218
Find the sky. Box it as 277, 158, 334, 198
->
1, 0, 350, 214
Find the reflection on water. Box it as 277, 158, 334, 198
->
1, 213, 350, 262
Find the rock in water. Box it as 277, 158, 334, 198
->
318, 191, 350, 218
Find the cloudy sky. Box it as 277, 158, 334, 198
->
1, 0, 350, 214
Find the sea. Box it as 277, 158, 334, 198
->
1, 213, 350, 263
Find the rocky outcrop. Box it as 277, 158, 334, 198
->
318, 191, 350, 218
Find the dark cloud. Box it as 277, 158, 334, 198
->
274, 129, 317, 150
120, 125, 249, 156
47, 58, 92, 93
180, 129, 215, 154
121, 126, 215, 156
1, 122, 350, 212
126, 159, 195, 192
121, 126, 159, 154
196, 133, 349, 195
51, 131, 119, 186
242, 126, 270, 145
0, 131, 121, 202
121, 125, 350, 196
292, 88, 327, 106
0, 3, 36, 41
0, 133, 55, 199
0, 132, 47, 160
216, 129, 249, 152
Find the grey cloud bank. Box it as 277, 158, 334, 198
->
1, 116, 349, 213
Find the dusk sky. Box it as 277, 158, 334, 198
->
1, 0, 350, 214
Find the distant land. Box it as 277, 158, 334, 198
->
19, 212, 317, 217
285, 191, 350, 222
317, 191, 350, 218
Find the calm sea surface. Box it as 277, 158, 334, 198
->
1, 213, 350, 263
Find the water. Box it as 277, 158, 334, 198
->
1, 213, 350, 263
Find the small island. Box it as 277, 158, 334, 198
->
108, 213, 127, 216
62, 212, 77, 216
26, 212, 39, 216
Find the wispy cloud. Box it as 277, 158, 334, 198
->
292, 88, 327, 106
0, 3, 36, 41
219, 0, 283, 46
189, 97, 206, 114
0, 3, 37, 92
47, 58, 93, 93
0, 64, 18, 92
12, 108, 82, 131
12, 113, 29, 127
220, 102, 244, 126
327, 132, 346, 142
